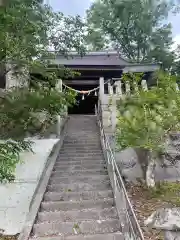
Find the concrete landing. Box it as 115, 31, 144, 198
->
0, 139, 59, 235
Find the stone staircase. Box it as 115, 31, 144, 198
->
29, 115, 123, 240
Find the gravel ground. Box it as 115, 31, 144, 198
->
126, 182, 180, 240
0, 235, 18, 240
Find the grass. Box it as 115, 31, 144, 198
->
141, 181, 180, 207
0, 235, 18, 240
73, 223, 80, 229
73, 223, 81, 234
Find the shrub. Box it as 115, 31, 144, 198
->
0, 140, 32, 182
116, 71, 180, 187
0, 86, 76, 182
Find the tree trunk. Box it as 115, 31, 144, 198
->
146, 151, 156, 187
135, 148, 156, 187
135, 148, 149, 180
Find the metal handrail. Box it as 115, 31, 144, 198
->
95, 101, 144, 240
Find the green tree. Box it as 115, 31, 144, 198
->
172, 45, 180, 75
86, 0, 178, 68
0, 0, 85, 182
85, 28, 109, 51
0, 0, 85, 80
116, 71, 180, 187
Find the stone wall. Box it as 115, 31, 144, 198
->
6, 65, 29, 89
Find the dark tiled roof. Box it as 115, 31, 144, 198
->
51, 51, 130, 66
48, 51, 160, 72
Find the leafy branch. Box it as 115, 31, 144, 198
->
116, 71, 180, 187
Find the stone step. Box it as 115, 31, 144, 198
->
29, 116, 122, 240
67, 125, 98, 127
57, 159, 104, 163
65, 136, 100, 138
64, 133, 99, 136
49, 175, 110, 184
61, 145, 101, 148
57, 156, 104, 161
67, 122, 97, 124
65, 136, 100, 139
37, 207, 118, 223
67, 123, 97, 125
53, 165, 107, 171
59, 151, 103, 155
60, 148, 102, 151
51, 169, 108, 178
64, 131, 99, 133
66, 127, 98, 130
63, 143, 101, 146
43, 190, 113, 202
32, 219, 120, 237
67, 128, 98, 130
30, 232, 124, 240
64, 136, 100, 139
63, 141, 101, 144
67, 132, 99, 134
64, 142, 100, 145
61, 145, 102, 148
59, 153, 103, 157
67, 129, 99, 131
60, 148, 102, 152
47, 181, 111, 192
54, 161, 106, 166
66, 135, 99, 138
67, 129, 98, 131
41, 198, 114, 211
66, 134, 99, 136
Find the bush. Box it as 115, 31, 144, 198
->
0, 140, 32, 182
116, 71, 180, 187
0, 86, 76, 138
116, 71, 180, 153
0, 85, 76, 182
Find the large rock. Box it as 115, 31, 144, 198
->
115, 144, 180, 183
169, 132, 180, 141
115, 148, 143, 183
144, 208, 180, 231
164, 230, 180, 240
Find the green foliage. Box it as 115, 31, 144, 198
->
0, 140, 32, 182
73, 223, 81, 233
172, 45, 180, 76
116, 71, 180, 153
0, 0, 86, 77
0, 0, 85, 182
141, 181, 180, 206
85, 28, 109, 51
73, 223, 80, 229
0, 87, 76, 138
86, 0, 178, 68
